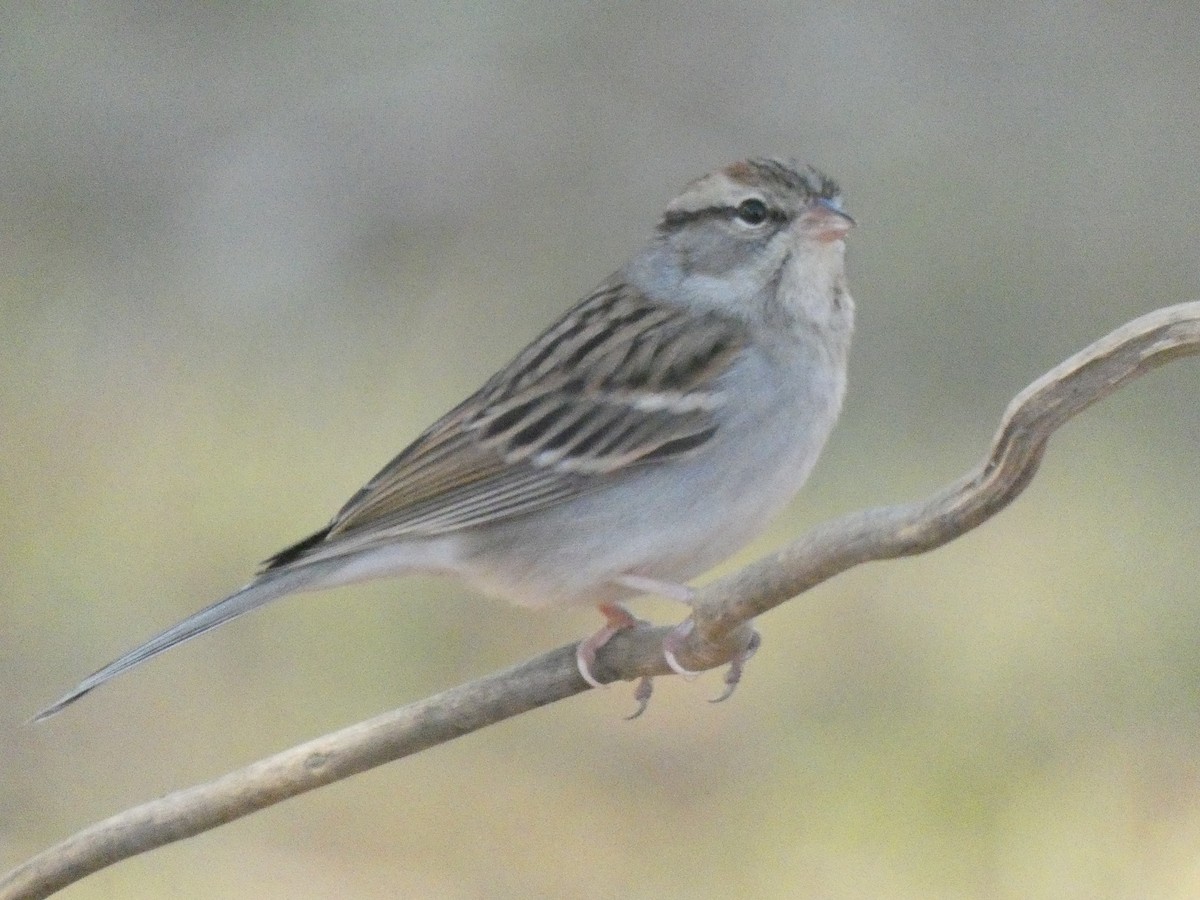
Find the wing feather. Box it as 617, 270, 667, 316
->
262, 281, 748, 570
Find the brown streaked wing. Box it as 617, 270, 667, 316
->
317, 281, 748, 541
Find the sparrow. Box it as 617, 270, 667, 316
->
35, 158, 854, 721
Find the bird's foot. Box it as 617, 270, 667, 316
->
665, 620, 762, 702
578, 586, 759, 717
576, 602, 644, 689
709, 629, 761, 703
662, 620, 702, 681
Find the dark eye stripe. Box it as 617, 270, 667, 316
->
658, 204, 787, 232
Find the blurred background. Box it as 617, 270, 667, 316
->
3, 3, 1200, 898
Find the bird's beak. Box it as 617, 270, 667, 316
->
803, 198, 856, 243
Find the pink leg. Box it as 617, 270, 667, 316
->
613, 574, 696, 604
662, 620, 702, 680
614, 574, 704, 682
575, 602, 642, 689
578, 579, 760, 715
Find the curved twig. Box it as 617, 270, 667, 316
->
4, 301, 1199, 900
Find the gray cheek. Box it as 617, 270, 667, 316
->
671, 222, 778, 277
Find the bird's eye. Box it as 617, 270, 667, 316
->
735, 198, 770, 226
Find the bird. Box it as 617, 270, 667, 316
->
34, 158, 855, 721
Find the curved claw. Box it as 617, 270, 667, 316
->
662, 620, 701, 681
576, 602, 645, 689
625, 676, 654, 719
709, 630, 762, 704
575, 647, 607, 689
664, 646, 702, 681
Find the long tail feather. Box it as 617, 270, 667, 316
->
32, 565, 327, 722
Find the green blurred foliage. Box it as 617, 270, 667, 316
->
3, 2, 1199, 898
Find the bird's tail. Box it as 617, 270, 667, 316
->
32, 563, 333, 722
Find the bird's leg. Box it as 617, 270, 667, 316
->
615, 575, 708, 683
613, 574, 697, 604
575, 602, 644, 689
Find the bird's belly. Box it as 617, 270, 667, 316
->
450, 391, 835, 609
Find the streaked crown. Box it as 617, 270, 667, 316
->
659, 158, 845, 233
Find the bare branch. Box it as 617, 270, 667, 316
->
4, 301, 1198, 900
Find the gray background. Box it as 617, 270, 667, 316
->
4, 3, 1200, 897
